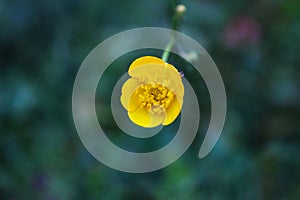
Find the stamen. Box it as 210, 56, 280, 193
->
137, 83, 174, 114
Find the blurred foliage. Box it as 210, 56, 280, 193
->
1, 0, 300, 199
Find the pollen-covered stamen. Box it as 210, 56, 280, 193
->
136, 83, 174, 114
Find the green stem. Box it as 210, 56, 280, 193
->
162, 37, 175, 62
162, 5, 185, 62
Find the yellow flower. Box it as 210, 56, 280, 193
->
120, 56, 184, 128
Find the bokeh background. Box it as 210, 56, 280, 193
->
1, 0, 300, 199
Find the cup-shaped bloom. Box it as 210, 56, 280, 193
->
120, 56, 184, 128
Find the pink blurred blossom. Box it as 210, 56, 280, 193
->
223, 17, 261, 48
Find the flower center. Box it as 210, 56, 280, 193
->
137, 83, 174, 114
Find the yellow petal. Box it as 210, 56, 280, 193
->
162, 97, 182, 126
146, 112, 165, 128
165, 63, 184, 98
120, 78, 141, 112
128, 107, 151, 127
129, 63, 184, 98
128, 107, 165, 128
165, 63, 180, 74
128, 56, 165, 73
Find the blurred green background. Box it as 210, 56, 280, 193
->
1, 0, 300, 199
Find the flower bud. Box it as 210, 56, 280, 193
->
176, 4, 186, 15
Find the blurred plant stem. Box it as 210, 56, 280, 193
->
162, 4, 186, 62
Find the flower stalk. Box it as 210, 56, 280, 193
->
162, 4, 186, 62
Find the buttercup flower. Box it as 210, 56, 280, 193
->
120, 56, 184, 128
